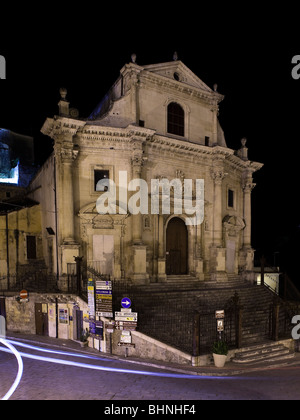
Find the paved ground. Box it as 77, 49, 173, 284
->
1, 332, 300, 401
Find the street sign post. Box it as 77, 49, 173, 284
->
215, 310, 225, 338
20, 290, 28, 301
121, 297, 131, 309
95, 280, 113, 318
115, 311, 138, 322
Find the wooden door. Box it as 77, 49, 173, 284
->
166, 217, 188, 275
35, 303, 48, 336
0, 297, 6, 318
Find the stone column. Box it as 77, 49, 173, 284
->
130, 138, 149, 284
211, 169, 227, 246
157, 214, 166, 282
55, 140, 80, 275
240, 177, 256, 280
61, 152, 75, 243
131, 155, 143, 245
194, 223, 204, 281
242, 178, 256, 248
210, 168, 228, 281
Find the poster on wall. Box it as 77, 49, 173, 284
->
59, 309, 69, 324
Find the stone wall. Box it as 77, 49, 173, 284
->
111, 328, 191, 365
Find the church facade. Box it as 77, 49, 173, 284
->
38, 57, 263, 284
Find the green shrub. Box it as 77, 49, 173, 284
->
212, 340, 228, 355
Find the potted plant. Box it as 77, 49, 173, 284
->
80, 328, 90, 347
212, 340, 228, 368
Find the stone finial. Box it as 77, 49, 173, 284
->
59, 87, 68, 100
58, 87, 70, 116
131, 53, 137, 63
237, 138, 248, 161
173, 51, 178, 61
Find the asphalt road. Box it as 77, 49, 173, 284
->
1, 336, 300, 402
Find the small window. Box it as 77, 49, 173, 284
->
228, 189, 234, 208
173, 72, 180, 81
27, 235, 37, 259
205, 136, 210, 146
94, 170, 109, 192
167, 102, 184, 137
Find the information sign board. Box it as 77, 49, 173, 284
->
95, 280, 113, 317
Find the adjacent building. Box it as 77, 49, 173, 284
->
0, 129, 39, 280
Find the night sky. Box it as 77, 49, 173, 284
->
1, 8, 300, 279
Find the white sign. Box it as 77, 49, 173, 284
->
217, 319, 224, 332
115, 311, 136, 317
120, 334, 132, 344
96, 311, 113, 318
115, 315, 137, 322
215, 310, 225, 319
96, 280, 112, 292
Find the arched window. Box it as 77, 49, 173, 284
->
167, 102, 184, 137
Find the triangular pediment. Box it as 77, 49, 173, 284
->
143, 61, 213, 93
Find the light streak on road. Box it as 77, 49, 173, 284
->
0, 340, 267, 381
0, 338, 24, 401
6, 339, 110, 362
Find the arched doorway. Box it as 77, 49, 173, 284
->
166, 217, 188, 275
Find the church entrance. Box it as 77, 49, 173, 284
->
166, 217, 188, 275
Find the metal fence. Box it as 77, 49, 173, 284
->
0, 272, 87, 296
1, 267, 299, 355
111, 280, 242, 355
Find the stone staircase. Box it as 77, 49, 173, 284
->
232, 341, 295, 366
114, 275, 293, 355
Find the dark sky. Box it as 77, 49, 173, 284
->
1, 8, 300, 273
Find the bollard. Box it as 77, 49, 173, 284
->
0, 315, 6, 338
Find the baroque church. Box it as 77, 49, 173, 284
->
33, 55, 263, 285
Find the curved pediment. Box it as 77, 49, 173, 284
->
78, 201, 129, 229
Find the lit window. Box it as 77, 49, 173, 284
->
94, 170, 109, 191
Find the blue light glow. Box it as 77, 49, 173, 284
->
0, 161, 19, 184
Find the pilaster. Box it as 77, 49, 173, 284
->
130, 136, 149, 284
210, 167, 228, 281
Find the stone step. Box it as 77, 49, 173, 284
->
232, 342, 295, 365
115, 276, 287, 353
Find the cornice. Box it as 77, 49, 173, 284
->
41, 116, 86, 139
79, 123, 156, 143
139, 71, 224, 106
225, 153, 264, 174
148, 135, 233, 158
